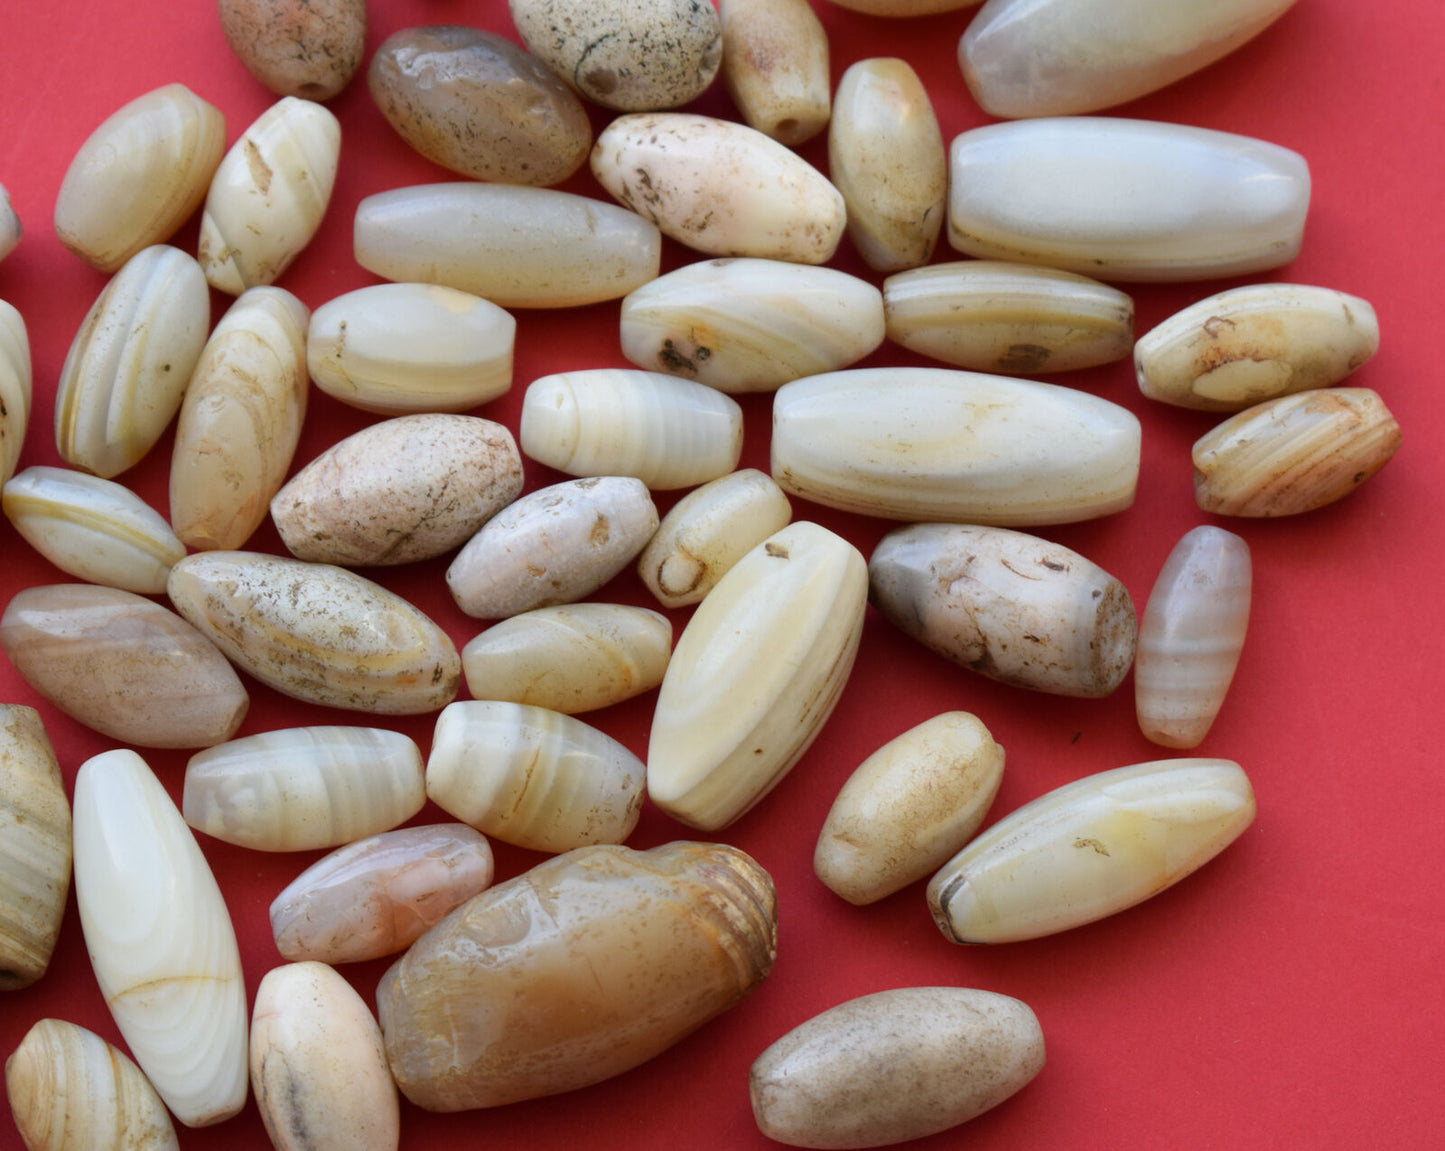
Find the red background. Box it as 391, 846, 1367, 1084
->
3, 1, 1443, 1147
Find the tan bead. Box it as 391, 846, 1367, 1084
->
719, 0, 830, 146
0, 584, 249, 749
377, 841, 776, 1110
0, 301, 31, 486
220, 0, 367, 101
53, 83, 225, 272
169, 286, 310, 551
1192, 388, 1402, 516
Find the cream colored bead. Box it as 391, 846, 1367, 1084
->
962, 0, 1300, 119
426, 700, 645, 853
829, 58, 946, 273
520, 369, 743, 489
948, 118, 1311, 281
1136, 283, 1380, 411
1136, 526, 1252, 749
772, 367, 1140, 525
183, 727, 426, 852
815, 713, 1004, 906
307, 282, 515, 414
54, 245, 210, 478
250, 962, 400, 1151
719, 0, 830, 146
354, 183, 661, 308
462, 603, 672, 713
167, 551, 461, 714
169, 286, 310, 551
592, 113, 846, 264
620, 258, 884, 393
1192, 387, 1402, 516
3, 465, 186, 594
0, 300, 31, 485
751, 987, 1044, 1149
5, 1019, 180, 1151
0, 184, 20, 264
54, 83, 226, 272
73, 749, 249, 1126
824, 0, 981, 12
884, 261, 1134, 374
636, 468, 792, 608
198, 96, 340, 294
928, 758, 1257, 943
648, 522, 867, 831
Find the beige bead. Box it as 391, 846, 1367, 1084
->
0, 300, 31, 486
377, 841, 777, 1110
771, 367, 1141, 525
815, 713, 1005, 906
829, 58, 947, 273
0, 584, 249, 749
354, 183, 661, 309
3, 466, 186, 594
0, 184, 19, 264
1136, 526, 1252, 749
719, 0, 830, 146
648, 522, 868, 831
928, 758, 1257, 944
637, 468, 792, 608
0, 706, 70, 991
183, 727, 426, 852
751, 987, 1044, 1149
220, 0, 367, 100
54, 245, 210, 478
169, 286, 310, 551
884, 261, 1134, 375
962, 0, 1300, 119
306, 282, 515, 414
619, 258, 884, 394
250, 962, 400, 1151
198, 96, 340, 294
1136, 283, 1380, 412
426, 700, 645, 853
1192, 388, 1402, 516
167, 551, 461, 714
823, 0, 981, 13
461, 603, 671, 713
520, 369, 743, 489
272, 414, 523, 566
869, 523, 1137, 698
446, 476, 659, 620
5, 1018, 180, 1151
592, 113, 846, 264
53, 83, 226, 272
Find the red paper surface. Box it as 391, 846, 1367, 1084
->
2, 2, 1443, 1148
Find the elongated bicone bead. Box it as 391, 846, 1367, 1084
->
772, 367, 1140, 525
183, 727, 426, 852
73, 749, 248, 1126
377, 841, 777, 1110
1136, 283, 1379, 412
354, 183, 661, 308
928, 758, 1256, 943
962, 0, 1299, 119
0, 301, 31, 486
948, 118, 1310, 281
648, 522, 867, 831
1136, 527, 1252, 749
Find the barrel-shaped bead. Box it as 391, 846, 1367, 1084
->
719, 0, 830, 146
0, 301, 31, 486
426, 701, 645, 853
1135, 526, 1252, 749
772, 367, 1140, 525
183, 727, 426, 852
928, 758, 1257, 943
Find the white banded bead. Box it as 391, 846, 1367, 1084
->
0, 300, 31, 486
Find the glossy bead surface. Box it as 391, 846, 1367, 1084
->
73, 749, 248, 1126
376, 841, 777, 1110
0, 584, 249, 748
928, 758, 1257, 943
0, 301, 31, 486
270, 824, 494, 964
1192, 388, 1402, 516
648, 522, 867, 831
183, 727, 426, 852
1136, 527, 1252, 749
